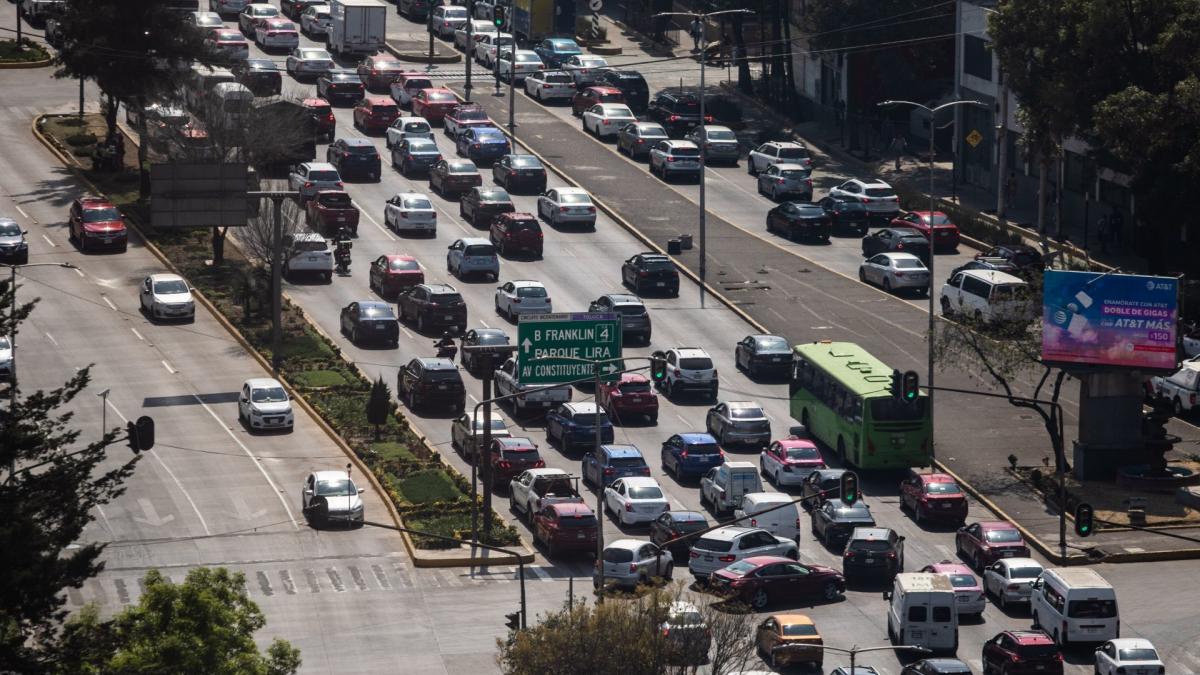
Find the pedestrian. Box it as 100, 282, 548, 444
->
1097, 214, 1110, 254
1110, 207, 1124, 246
689, 17, 704, 52
888, 133, 905, 171
1004, 171, 1018, 208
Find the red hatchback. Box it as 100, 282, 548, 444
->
956, 520, 1031, 571
572, 86, 625, 116
489, 212, 543, 258
596, 373, 659, 425
488, 436, 544, 485
899, 471, 967, 525
302, 97, 336, 141
369, 254, 425, 298
890, 211, 960, 252
356, 54, 408, 91
69, 197, 127, 252
532, 501, 598, 557
411, 88, 459, 124
981, 630, 1063, 675
353, 96, 400, 133
709, 555, 844, 609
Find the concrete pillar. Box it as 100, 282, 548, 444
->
1073, 370, 1148, 480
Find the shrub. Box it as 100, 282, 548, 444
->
66, 132, 98, 147
395, 469, 463, 505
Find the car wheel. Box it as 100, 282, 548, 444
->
822, 581, 840, 601
769, 184, 778, 201
417, 313, 426, 332
998, 589, 1008, 610
883, 278, 893, 293
973, 552, 983, 572
1175, 397, 1185, 417
941, 296, 954, 316
774, 470, 782, 486
350, 327, 359, 343
750, 588, 769, 610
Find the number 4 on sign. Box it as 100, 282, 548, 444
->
598, 326, 610, 342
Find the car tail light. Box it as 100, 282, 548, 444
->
1006, 583, 1020, 591
703, 115, 714, 123
638, 271, 647, 277
336, 181, 344, 188
843, 550, 854, 558
625, 503, 633, 512
717, 554, 735, 562
668, 114, 680, 121
777, 178, 786, 184
603, 120, 611, 125
629, 563, 638, 572
303, 181, 313, 188
886, 552, 896, 559
533, 460, 545, 468
666, 156, 675, 162
543, 83, 551, 89
512, 297, 521, 303
559, 206, 569, 213
508, 170, 517, 176
497, 460, 511, 469
640, 467, 650, 476
689, 550, 700, 558
603, 467, 613, 475
861, 197, 870, 203
749, 518, 756, 527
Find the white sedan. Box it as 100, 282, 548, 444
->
494, 280, 552, 320
254, 18, 299, 50
582, 103, 636, 139
604, 477, 670, 525
1095, 639, 1164, 675
285, 46, 333, 79
385, 116, 434, 149
981, 557, 1043, 609
454, 20, 494, 50
384, 192, 437, 235
139, 273, 196, 321
562, 54, 609, 87
300, 5, 331, 36
537, 187, 597, 229
524, 70, 576, 101
858, 252, 929, 294
498, 49, 544, 82
475, 32, 514, 67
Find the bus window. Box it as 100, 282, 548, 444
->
869, 398, 927, 421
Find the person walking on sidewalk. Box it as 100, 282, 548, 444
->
689, 17, 704, 52
1097, 214, 1110, 254
1004, 171, 1018, 210
1110, 207, 1124, 247
888, 133, 905, 171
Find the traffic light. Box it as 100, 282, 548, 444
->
126, 416, 156, 454
889, 369, 903, 400
1074, 502, 1094, 537
493, 6, 505, 29
839, 471, 859, 506
504, 611, 521, 630
126, 421, 140, 454
650, 356, 667, 382
901, 370, 920, 402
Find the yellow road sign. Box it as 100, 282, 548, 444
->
965, 129, 983, 148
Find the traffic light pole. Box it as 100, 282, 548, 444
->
463, 1, 475, 101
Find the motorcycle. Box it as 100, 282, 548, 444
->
334, 240, 352, 275
434, 341, 458, 360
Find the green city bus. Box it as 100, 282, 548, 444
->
789, 341, 930, 470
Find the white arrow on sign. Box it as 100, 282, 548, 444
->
132, 498, 175, 527
229, 496, 268, 522
522, 337, 533, 353
600, 362, 619, 374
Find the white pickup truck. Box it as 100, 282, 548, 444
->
494, 357, 571, 416
1149, 359, 1200, 416
508, 467, 584, 520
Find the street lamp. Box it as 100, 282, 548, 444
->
3, 261, 77, 404
817, 643, 932, 673
654, 9, 754, 308
875, 99, 984, 463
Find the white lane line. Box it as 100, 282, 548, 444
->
13, 204, 29, 219
193, 394, 299, 529
41, 234, 56, 247
479, 320, 490, 329
358, 206, 395, 241
468, 394, 479, 404
73, 267, 84, 277
161, 360, 177, 374
676, 413, 689, 425
102, 296, 117, 311
130, 328, 145, 341
107, 400, 212, 536
529, 565, 552, 582
399, 324, 413, 340
44, 332, 58, 347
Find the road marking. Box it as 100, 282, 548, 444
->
41, 234, 56, 247
13, 204, 29, 219
161, 360, 177, 374
676, 413, 689, 425
73, 267, 84, 277
102, 296, 117, 311
44, 332, 58, 347
132, 498, 175, 526
479, 320, 490, 329
130, 328, 145, 341
399, 324, 413, 340
529, 565, 552, 582
468, 394, 479, 404
358, 205, 395, 241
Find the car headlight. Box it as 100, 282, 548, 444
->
250, 409, 263, 417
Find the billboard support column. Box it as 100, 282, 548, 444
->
270, 196, 284, 374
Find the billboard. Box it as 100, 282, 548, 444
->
1042, 270, 1179, 371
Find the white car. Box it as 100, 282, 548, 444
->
494, 280, 551, 319
828, 178, 900, 217
981, 557, 1044, 608
288, 161, 342, 201
430, 4, 469, 38
299, 4, 331, 36
1095, 639, 1164, 675
687, 526, 799, 578
582, 103, 636, 139
385, 116, 434, 149
282, 232, 334, 281
237, 3, 277, 34
475, 32, 514, 67
455, 20, 495, 50
747, 140, 813, 173
498, 49, 544, 83
285, 46, 334, 79
254, 18, 299, 50
603, 476, 670, 525
189, 11, 225, 29
537, 187, 597, 228
858, 252, 930, 294
139, 273, 196, 321
238, 377, 294, 431
0, 336, 12, 380
1148, 360, 1200, 416
508, 467, 579, 518
384, 192, 437, 235
450, 409, 510, 458
595, 539, 673, 590
562, 54, 609, 87
524, 70, 576, 101
302, 470, 364, 525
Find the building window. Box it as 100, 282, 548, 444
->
964, 35, 992, 81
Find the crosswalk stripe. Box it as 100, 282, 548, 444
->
279, 569, 297, 595
529, 565, 553, 582
392, 562, 415, 588
371, 564, 392, 590
348, 565, 368, 591
305, 567, 321, 593
434, 568, 464, 588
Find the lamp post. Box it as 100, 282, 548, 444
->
875, 99, 984, 463
654, 9, 754, 309
4, 261, 77, 405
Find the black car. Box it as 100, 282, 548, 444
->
818, 195, 871, 236
650, 510, 710, 562
460, 327, 510, 373
974, 243, 1044, 273
339, 301, 399, 346
397, 283, 468, 334
317, 70, 365, 105
397, 357, 466, 413
812, 501, 876, 548
647, 90, 709, 136
861, 227, 930, 263
326, 138, 381, 182
842, 527, 905, 581
598, 70, 650, 112
232, 59, 282, 96
459, 186, 515, 228
397, 0, 429, 21
947, 257, 1020, 283
589, 293, 651, 344
766, 202, 832, 241
281, 0, 323, 19
0, 218, 29, 264
734, 334, 791, 378
492, 154, 547, 194
621, 252, 679, 296
899, 659, 973, 675
800, 469, 851, 510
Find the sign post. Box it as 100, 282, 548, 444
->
516, 313, 622, 384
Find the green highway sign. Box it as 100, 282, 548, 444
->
517, 313, 623, 384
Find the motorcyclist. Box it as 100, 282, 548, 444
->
332, 226, 352, 274
434, 331, 456, 357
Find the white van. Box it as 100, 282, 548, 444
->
939, 269, 1032, 323
185, 64, 235, 110
206, 82, 254, 128
885, 573, 958, 652
1030, 567, 1119, 646
734, 492, 801, 544
699, 462, 763, 515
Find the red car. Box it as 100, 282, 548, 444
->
489, 212, 544, 258
899, 471, 967, 525
709, 555, 844, 609
759, 437, 825, 487
532, 501, 598, 557
890, 211, 960, 252
956, 520, 1031, 571
356, 54, 408, 91
596, 373, 659, 425
353, 96, 400, 133
302, 97, 335, 142
443, 103, 492, 139
411, 88, 459, 124
368, 254, 425, 297
305, 190, 359, 235
69, 196, 127, 253
489, 436, 544, 485
571, 86, 625, 116
981, 630, 1062, 675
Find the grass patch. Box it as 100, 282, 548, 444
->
394, 469, 463, 505
371, 441, 419, 463
406, 509, 522, 548
278, 329, 336, 360
66, 132, 97, 146
0, 39, 49, 63
290, 369, 349, 388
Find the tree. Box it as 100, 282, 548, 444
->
366, 376, 392, 441
237, 196, 307, 271
55, 567, 301, 675
0, 278, 140, 672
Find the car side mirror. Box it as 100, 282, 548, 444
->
358, 488, 365, 494
897, 536, 905, 542
539, 190, 548, 197
22, 230, 28, 235
882, 590, 892, 600
304, 489, 313, 496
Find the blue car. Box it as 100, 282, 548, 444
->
533, 37, 582, 68
661, 433, 725, 479
456, 126, 511, 163
582, 443, 651, 489
546, 402, 614, 452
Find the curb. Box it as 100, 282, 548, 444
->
385, 41, 462, 64
587, 45, 622, 55
32, 114, 533, 569
0, 56, 52, 69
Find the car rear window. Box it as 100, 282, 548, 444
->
431, 292, 464, 304
673, 519, 708, 533
781, 624, 817, 637
925, 482, 961, 494
501, 447, 540, 461
870, 398, 926, 422
602, 547, 633, 563
613, 304, 645, 316
405, 78, 432, 89
619, 381, 651, 394
672, 147, 701, 157
510, 156, 542, 168
729, 407, 764, 419
83, 207, 121, 222
318, 193, 352, 207
558, 514, 597, 528
559, 192, 592, 204
456, 108, 488, 120
779, 169, 809, 179
678, 357, 713, 370
464, 245, 495, 257
894, 258, 926, 269
573, 412, 610, 426
1016, 644, 1059, 659
984, 529, 1022, 543
426, 91, 456, 102
360, 305, 396, 319
668, 610, 704, 626
1009, 566, 1041, 579
293, 239, 327, 252
443, 6, 467, 16
628, 486, 663, 500
598, 92, 625, 103
848, 540, 890, 552
1067, 599, 1117, 619
931, 606, 953, 622
608, 456, 645, 468
309, 170, 340, 182
507, 219, 538, 231
706, 129, 736, 141
404, 121, 430, 133
692, 537, 733, 553
403, 197, 433, 209
948, 574, 977, 588
389, 259, 419, 271
346, 145, 378, 155
515, 53, 541, 63
778, 147, 809, 159
371, 104, 398, 116
474, 332, 509, 346
865, 187, 896, 198
406, 140, 438, 152
785, 446, 819, 460
1117, 648, 1158, 661
424, 368, 461, 381
684, 442, 720, 455
545, 74, 573, 84
516, 286, 547, 298
448, 162, 477, 173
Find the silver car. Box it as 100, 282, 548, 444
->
563, 54, 609, 86
288, 162, 342, 201
447, 237, 499, 281
982, 557, 1044, 608
524, 70, 576, 101
617, 121, 669, 160
302, 470, 364, 525
705, 400, 771, 447
300, 4, 331, 35
139, 273, 196, 321
756, 163, 812, 201
430, 4, 469, 38
240, 377, 294, 431
285, 46, 333, 79
537, 187, 596, 228
455, 20, 494, 50
0, 218, 28, 264
0, 336, 12, 380
858, 252, 929, 294
685, 125, 740, 165
594, 539, 673, 590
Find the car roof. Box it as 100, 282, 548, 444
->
566, 402, 601, 415
414, 357, 456, 370
770, 614, 815, 626
958, 269, 1026, 285
148, 273, 186, 284
857, 179, 892, 189
495, 436, 535, 448
706, 526, 758, 540
1108, 638, 1156, 650
917, 472, 957, 484
357, 300, 392, 311
1007, 630, 1055, 645
880, 252, 925, 263
396, 192, 432, 201
607, 538, 648, 550
924, 561, 973, 574
302, 161, 337, 171
244, 377, 283, 389
665, 140, 699, 149
673, 347, 710, 358
420, 283, 458, 293
849, 527, 893, 540
678, 433, 717, 444
587, 85, 622, 94
456, 236, 492, 246
776, 437, 818, 449
619, 476, 660, 488
523, 467, 566, 478
383, 254, 417, 262
600, 293, 642, 305
598, 103, 633, 113
978, 520, 1018, 530
550, 501, 593, 516
292, 232, 325, 241
342, 137, 375, 147
666, 510, 707, 522
600, 444, 643, 459
919, 660, 971, 671
554, 187, 589, 196
772, 163, 809, 171
725, 401, 762, 410
509, 279, 544, 288
617, 372, 650, 384
996, 557, 1041, 568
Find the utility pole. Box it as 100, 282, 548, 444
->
506, 43, 516, 137
464, 0, 475, 102
98, 388, 110, 440
427, 0, 435, 69
479, 365, 494, 538
270, 197, 284, 374
593, 361, 605, 597
996, 69, 1009, 219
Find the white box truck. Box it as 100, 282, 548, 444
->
327, 0, 387, 57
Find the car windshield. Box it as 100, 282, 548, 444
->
558, 193, 592, 204
389, 258, 419, 271
309, 170, 340, 181
515, 53, 541, 63
1009, 566, 1041, 579
619, 381, 651, 394
779, 170, 810, 180
984, 529, 1022, 543
403, 198, 432, 209
602, 547, 633, 563
359, 305, 395, 319
678, 357, 712, 370
0, 222, 15, 236
607, 457, 645, 468
894, 258, 926, 269
948, 574, 977, 588
299, 49, 327, 58
849, 540, 890, 552
870, 397, 926, 422
251, 386, 287, 403
628, 486, 663, 500
1067, 599, 1117, 619
153, 280, 188, 294
785, 446, 819, 460
558, 514, 597, 528
474, 332, 509, 346
407, 140, 438, 152
1117, 648, 1158, 661
925, 482, 961, 494
729, 407, 764, 419
865, 187, 896, 198
516, 286, 547, 298
781, 624, 818, 637
83, 207, 121, 222
315, 478, 354, 496
448, 162, 477, 173
706, 129, 736, 140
